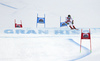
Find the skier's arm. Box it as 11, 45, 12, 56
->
72, 20, 74, 24
71, 18, 74, 24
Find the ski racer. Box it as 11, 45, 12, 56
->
65, 15, 77, 30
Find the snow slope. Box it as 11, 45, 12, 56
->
0, 28, 100, 61
0, 35, 91, 61
0, 0, 100, 61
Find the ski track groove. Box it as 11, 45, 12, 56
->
0, 2, 17, 9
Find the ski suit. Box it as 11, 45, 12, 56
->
65, 17, 76, 29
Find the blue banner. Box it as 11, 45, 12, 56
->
37, 17, 45, 23
60, 22, 67, 27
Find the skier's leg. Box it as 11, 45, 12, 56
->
69, 22, 73, 29
69, 26, 73, 29
73, 25, 76, 29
